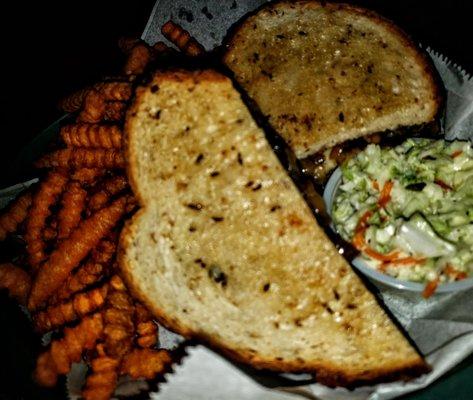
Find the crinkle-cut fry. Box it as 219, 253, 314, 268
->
25, 171, 68, 268
97, 82, 132, 102
123, 43, 153, 76
134, 303, 158, 348
44, 217, 58, 242
104, 101, 127, 122
153, 41, 172, 53
61, 124, 122, 149
35, 148, 125, 169
88, 175, 129, 212
50, 262, 105, 305
71, 168, 105, 184
125, 195, 138, 214
118, 37, 140, 54
50, 238, 116, 303
0, 191, 32, 241
28, 196, 127, 310
34, 313, 103, 387
58, 87, 92, 113
34, 284, 108, 332
121, 349, 172, 380
43, 225, 57, 242
103, 275, 134, 359
78, 89, 106, 123
161, 21, 205, 56
82, 344, 119, 400
57, 181, 87, 240
0, 263, 31, 305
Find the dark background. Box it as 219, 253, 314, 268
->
1, 1, 473, 399
0, 0, 472, 188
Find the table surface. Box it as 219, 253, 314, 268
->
1, 1, 473, 399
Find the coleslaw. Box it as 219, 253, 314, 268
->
332, 138, 473, 297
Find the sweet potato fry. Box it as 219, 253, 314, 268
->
134, 303, 158, 348
98, 82, 132, 102
103, 275, 134, 359
104, 102, 127, 122
82, 344, 119, 400
43, 224, 57, 242
125, 195, 138, 214
118, 37, 140, 54
161, 21, 205, 56
34, 313, 103, 387
78, 90, 106, 123
57, 182, 87, 240
25, 171, 68, 268
35, 148, 125, 169
58, 87, 92, 113
34, 284, 108, 332
58, 81, 132, 115
28, 197, 127, 310
123, 43, 153, 75
71, 168, 105, 184
50, 238, 116, 303
0, 263, 31, 305
153, 41, 172, 53
120, 348, 172, 380
0, 191, 32, 241
88, 175, 129, 212
61, 124, 122, 149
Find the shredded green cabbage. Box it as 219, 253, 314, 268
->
332, 138, 473, 284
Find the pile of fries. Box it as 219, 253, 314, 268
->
0, 22, 204, 400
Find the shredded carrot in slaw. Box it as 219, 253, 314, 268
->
434, 179, 453, 191
422, 278, 439, 298
444, 264, 468, 281
422, 264, 467, 298
352, 182, 426, 269
451, 150, 463, 158
378, 180, 393, 208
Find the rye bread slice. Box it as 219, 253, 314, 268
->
119, 69, 429, 387
223, 0, 443, 158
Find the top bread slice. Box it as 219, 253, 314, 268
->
223, 0, 443, 159
120, 69, 428, 387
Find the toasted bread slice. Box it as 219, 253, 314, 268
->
120, 70, 428, 387
223, 0, 442, 159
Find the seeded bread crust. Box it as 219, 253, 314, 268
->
120, 69, 429, 388
223, 0, 443, 158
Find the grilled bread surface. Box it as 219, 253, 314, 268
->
223, 1, 442, 158
120, 69, 428, 387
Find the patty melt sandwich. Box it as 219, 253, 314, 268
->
120, 69, 429, 387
